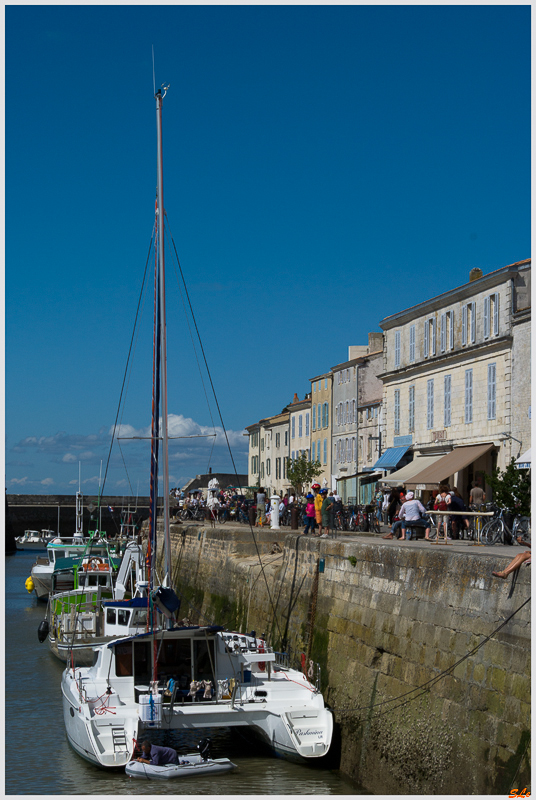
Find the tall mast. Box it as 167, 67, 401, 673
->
155, 86, 171, 586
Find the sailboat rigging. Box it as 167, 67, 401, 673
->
61, 85, 334, 769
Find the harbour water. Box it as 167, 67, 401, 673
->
5, 551, 364, 795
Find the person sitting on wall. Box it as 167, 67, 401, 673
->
399, 492, 431, 541
492, 538, 531, 579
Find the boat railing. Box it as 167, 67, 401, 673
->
274, 651, 290, 668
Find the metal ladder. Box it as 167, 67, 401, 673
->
111, 727, 128, 753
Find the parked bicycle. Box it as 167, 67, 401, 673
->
481, 507, 530, 546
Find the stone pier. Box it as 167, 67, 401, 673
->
155, 524, 530, 794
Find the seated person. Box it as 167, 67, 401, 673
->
399, 492, 431, 541
492, 538, 531, 579
136, 740, 178, 765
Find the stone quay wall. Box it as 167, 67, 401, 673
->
155, 524, 531, 795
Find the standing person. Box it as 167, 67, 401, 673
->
320, 488, 334, 538
469, 481, 486, 508
255, 487, 266, 527
303, 494, 316, 535
375, 486, 384, 523
387, 488, 400, 525
312, 483, 323, 536
433, 486, 451, 539
449, 488, 469, 539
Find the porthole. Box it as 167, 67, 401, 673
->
70, 707, 75, 717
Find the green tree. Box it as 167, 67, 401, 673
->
485, 458, 531, 517
286, 452, 323, 496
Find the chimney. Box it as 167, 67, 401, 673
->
208, 467, 212, 474
367, 332, 383, 353
469, 267, 483, 282
292, 393, 299, 403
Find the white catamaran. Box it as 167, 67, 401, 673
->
61, 86, 333, 768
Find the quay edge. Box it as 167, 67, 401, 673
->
155, 522, 531, 795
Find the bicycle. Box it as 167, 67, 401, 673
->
481, 507, 531, 546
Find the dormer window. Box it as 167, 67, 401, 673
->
424, 317, 436, 358
484, 293, 499, 339
462, 302, 476, 345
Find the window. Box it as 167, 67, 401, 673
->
312, 441, 316, 462
485, 293, 500, 338
261, 462, 265, 479
409, 325, 415, 363
427, 379, 434, 430
305, 412, 310, 437
352, 437, 356, 462
394, 330, 401, 368
424, 318, 436, 357
488, 363, 496, 420
118, 609, 130, 626
440, 313, 446, 353
352, 400, 356, 423
323, 438, 327, 464
266, 458, 271, 476
367, 437, 372, 461
291, 450, 295, 461
462, 302, 476, 345
408, 386, 415, 433
275, 458, 281, 479
465, 369, 473, 423
323, 402, 329, 428
313, 382, 316, 393
261, 437, 264, 452
298, 415, 303, 438
106, 608, 116, 625
444, 375, 451, 427
317, 403, 322, 428
312, 405, 316, 431
345, 400, 349, 425
291, 417, 295, 439
325, 378, 328, 390
394, 390, 400, 435
275, 432, 280, 448
283, 457, 287, 478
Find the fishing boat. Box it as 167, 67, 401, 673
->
45, 541, 148, 664
15, 529, 56, 551
61, 85, 333, 768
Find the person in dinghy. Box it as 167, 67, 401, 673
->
136, 741, 179, 766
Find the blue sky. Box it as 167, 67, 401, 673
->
5, 5, 530, 495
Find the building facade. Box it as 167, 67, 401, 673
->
309, 373, 332, 487
379, 259, 531, 503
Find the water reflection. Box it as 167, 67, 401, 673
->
6, 552, 363, 795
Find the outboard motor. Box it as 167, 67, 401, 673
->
197, 738, 212, 761
37, 619, 50, 643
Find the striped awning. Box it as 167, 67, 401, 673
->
515, 448, 531, 469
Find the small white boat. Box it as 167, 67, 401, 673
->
15, 530, 56, 551
126, 754, 236, 779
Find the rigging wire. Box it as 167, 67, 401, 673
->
100, 233, 155, 497
164, 215, 285, 646
355, 596, 531, 720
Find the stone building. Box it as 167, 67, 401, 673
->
288, 394, 311, 464
332, 334, 384, 503
378, 258, 531, 503
309, 372, 332, 487
245, 408, 291, 497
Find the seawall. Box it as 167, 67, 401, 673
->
156, 524, 530, 794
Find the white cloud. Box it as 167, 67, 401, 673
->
41, 478, 54, 486
8, 476, 29, 485
63, 453, 77, 463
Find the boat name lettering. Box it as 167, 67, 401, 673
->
294, 728, 323, 737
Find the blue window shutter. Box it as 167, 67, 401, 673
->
444, 375, 451, 427
431, 318, 436, 356
484, 296, 490, 339
424, 320, 429, 357
409, 385, 415, 432
395, 331, 401, 368
449, 311, 454, 350
440, 313, 446, 352
312, 405, 316, 431
394, 390, 400, 435
465, 369, 473, 423
299, 415, 302, 438
323, 438, 327, 464
427, 379, 434, 429
409, 325, 415, 362
493, 293, 499, 336
292, 417, 295, 438
305, 413, 309, 436
326, 403, 329, 427
488, 363, 496, 419
462, 304, 467, 346
470, 302, 476, 343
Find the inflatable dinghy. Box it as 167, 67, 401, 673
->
126, 754, 236, 780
